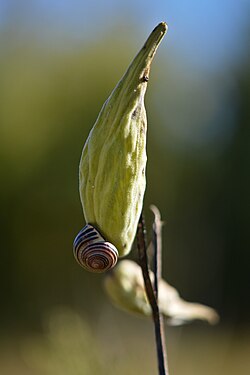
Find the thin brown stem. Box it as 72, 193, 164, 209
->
137, 213, 169, 375
150, 204, 163, 299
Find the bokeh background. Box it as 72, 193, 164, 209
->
0, 1, 250, 374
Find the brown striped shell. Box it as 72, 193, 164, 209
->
73, 224, 118, 273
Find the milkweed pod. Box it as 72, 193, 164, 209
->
79, 23, 167, 258
104, 260, 219, 325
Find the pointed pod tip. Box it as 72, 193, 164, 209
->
102, 21, 168, 115
145, 22, 168, 55
159, 21, 168, 31
153, 22, 168, 35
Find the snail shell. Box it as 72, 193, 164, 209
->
73, 224, 118, 273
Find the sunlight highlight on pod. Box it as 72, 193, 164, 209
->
73, 224, 118, 273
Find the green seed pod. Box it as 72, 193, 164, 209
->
76, 23, 167, 265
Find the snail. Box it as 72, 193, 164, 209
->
73, 224, 118, 273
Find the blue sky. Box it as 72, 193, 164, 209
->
0, 0, 249, 71
0, 1, 248, 151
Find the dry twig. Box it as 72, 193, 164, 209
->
137, 211, 169, 375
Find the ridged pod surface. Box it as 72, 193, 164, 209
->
79, 23, 167, 257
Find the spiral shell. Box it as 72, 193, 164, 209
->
73, 224, 118, 273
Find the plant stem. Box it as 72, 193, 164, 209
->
150, 204, 164, 300
137, 213, 169, 375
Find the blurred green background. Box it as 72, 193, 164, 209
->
0, 1, 250, 374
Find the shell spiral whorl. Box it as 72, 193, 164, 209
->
73, 224, 118, 273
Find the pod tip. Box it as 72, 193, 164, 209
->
155, 21, 168, 33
